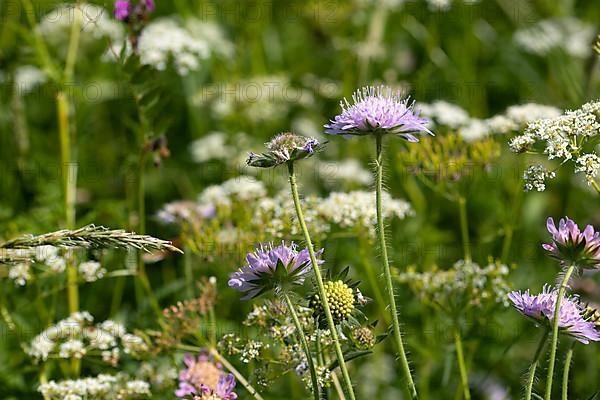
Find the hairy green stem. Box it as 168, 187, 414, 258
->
375, 135, 418, 399
287, 162, 356, 400
562, 342, 575, 400
358, 237, 388, 322
545, 264, 576, 400
457, 196, 471, 262
283, 293, 320, 400
525, 330, 549, 400
135, 152, 161, 316
453, 327, 470, 400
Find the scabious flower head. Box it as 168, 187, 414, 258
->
324, 86, 432, 141
311, 280, 355, 322
114, 0, 131, 21
543, 217, 600, 268
352, 326, 376, 349
247, 132, 323, 168
228, 242, 323, 300
508, 286, 600, 344
176, 353, 237, 399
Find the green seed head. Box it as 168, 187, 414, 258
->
352, 326, 376, 349
312, 280, 355, 322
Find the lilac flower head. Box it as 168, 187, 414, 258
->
325, 86, 432, 141
508, 286, 600, 344
543, 216, 600, 268
228, 242, 324, 300
175, 352, 237, 399
143, 0, 155, 12
114, 0, 131, 21
247, 132, 324, 168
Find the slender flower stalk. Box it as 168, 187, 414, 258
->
325, 86, 431, 399
375, 135, 418, 399
545, 263, 576, 400
453, 326, 470, 400
287, 162, 356, 400
211, 349, 265, 400
525, 330, 549, 400
283, 293, 320, 400
58, 2, 82, 318
562, 341, 575, 400
458, 196, 471, 262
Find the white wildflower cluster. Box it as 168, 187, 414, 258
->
28, 312, 147, 364
575, 154, 600, 185
8, 263, 30, 286
301, 365, 333, 391
523, 164, 556, 192
156, 201, 216, 225
137, 18, 210, 75
426, 0, 480, 12
418, 101, 471, 129
190, 132, 234, 163
319, 159, 373, 189
184, 19, 234, 58
36, 245, 67, 273
240, 340, 264, 363
316, 191, 413, 235
78, 261, 106, 282
107, 17, 233, 75
6, 246, 67, 286
37, 4, 123, 50
397, 260, 511, 311
190, 131, 251, 164
38, 374, 150, 399
202, 75, 308, 124
418, 101, 561, 141
514, 17, 595, 58
199, 176, 267, 208
13, 66, 47, 94
510, 100, 600, 186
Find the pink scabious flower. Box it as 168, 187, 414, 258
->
228, 242, 324, 300
114, 0, 131, 21
508, 286, 600, 344
324, 86, 432, 142
543, 216, 600, 268
175, 353, 237, 399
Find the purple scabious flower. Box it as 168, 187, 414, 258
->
143, 0, 155, 12
175, 352, 237, 399
324, 86, 432, 142
114, 0, 131, 21
228, 242, 324, 300
508, 286, 600, 344
544, 217, 600, 268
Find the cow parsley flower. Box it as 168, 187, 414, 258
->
8, 263, 30, 286
78, 261, 106, 282
523, 164, 556, 192
544, 217, 600, 268
228, 242, 323, 300
39, 374, 150, 399
575, 154, 600, 185
418, 100, 471, 129
325, 86, 431, 141
514, 17, 595, 58
508, 286, 600, 344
